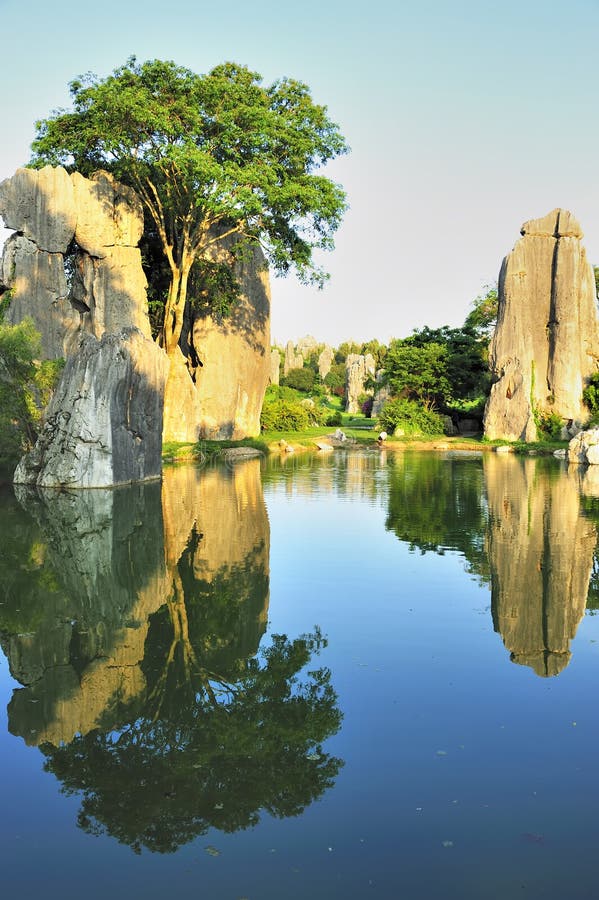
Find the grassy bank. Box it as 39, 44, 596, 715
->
162, 423, 568, 463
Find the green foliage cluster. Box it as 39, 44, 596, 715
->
382, 339, 452, 405
534, 409, 563, 441
31, 57, 348, 356
281, 366, 317, 393
261, 384, 330, 431
464, 285, 498, 338
261, 387, 310, 431
324, 362, 345, 396
583, 372, 599, 415
377, 397, 445, 436
0, 318, 64, 468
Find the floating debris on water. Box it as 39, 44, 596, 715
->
521, 833, 545, 845
205, 845, 221, 857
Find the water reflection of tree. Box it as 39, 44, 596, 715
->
42, 627, 342, 854
384, 452, 490, 581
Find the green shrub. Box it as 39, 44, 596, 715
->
280, 366, 316, 393
377, 397, 445, 436
260, 397, 310, 431
534, 409, 563, 440
583, 373, 599, 414
0, 319, 64, 467
325, 411, 343, 427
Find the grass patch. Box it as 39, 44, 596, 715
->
163, 436, 269, 464
262, 425, 377, 447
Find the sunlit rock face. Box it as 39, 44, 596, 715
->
3, 459, 270, 746
485, 454, 595, 676
484, 209, 599, 441
345, 353, 375, 413
162, 238, 271, 442
0, 166, 150, 359
269, 348, 281, 385
14, 328, 169, 487
283, 339, 304, 376
318, 345, 334, 380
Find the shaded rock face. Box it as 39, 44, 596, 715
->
485, 454, 595, 676
269, 348, 281, 385
345, 353, 376, 413
484, 209, 599, 441
3, 481, 168, 746
318, 345, 334, 380
0, 166, 150, 359
3, 460, 269, 747
14, 327, 169, 487
371, 370, 392, 417
183, 240, 271, 441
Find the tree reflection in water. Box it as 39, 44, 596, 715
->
42, 625, 340, 855
0, 462, 343, 854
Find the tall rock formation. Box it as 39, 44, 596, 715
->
484, 209, 599, 441
14, 328, 169, 487
296, 334, 318, 358
269, 348, 281, 385
485, 454, 595, 676
345, 353, 376, 413
0, 166, 150, 358
283, 339, 304, 375
318, 345, 334, 380
184, 240, 271, 440
371, 370, 392, 417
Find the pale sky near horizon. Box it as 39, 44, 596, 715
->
1, 0, 598, 346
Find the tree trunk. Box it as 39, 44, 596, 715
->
162, 264, 192, 357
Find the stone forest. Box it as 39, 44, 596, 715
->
1, 161, 599, 485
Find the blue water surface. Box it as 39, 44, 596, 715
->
1, 450, 598, 899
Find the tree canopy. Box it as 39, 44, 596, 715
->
30, 57, 349, 355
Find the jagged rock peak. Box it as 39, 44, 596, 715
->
520, 208, 583, 239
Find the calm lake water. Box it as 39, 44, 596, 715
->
1, 449, 599, 899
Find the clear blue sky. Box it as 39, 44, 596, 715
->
2, 0, 599, 345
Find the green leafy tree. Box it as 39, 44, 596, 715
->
464, 284, 498, 338
334, 341, 361, 364
406, 325, 489, 401
31, 57, 348, 358
324, 361, 346, 397
382, 339, 452, 404
281, 366, 316, 393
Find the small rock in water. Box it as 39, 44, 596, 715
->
205, 845, 221, 857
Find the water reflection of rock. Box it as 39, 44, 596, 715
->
485, 455, 596, 676
6, 482, 167, 745
4, 459, 270, 745
1, 461, 342, 854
